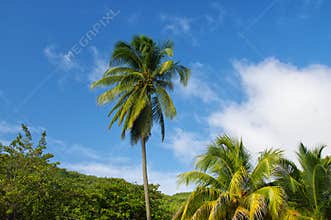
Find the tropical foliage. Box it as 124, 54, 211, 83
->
276, 144, 331, 219
174, 136, 331, 220
91, 35, 190, 220
1, 126, 330, 220
0, 125, 183, 220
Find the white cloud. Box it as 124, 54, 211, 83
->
66, 144, 101, 160
160, 15, 198, 46
0, 121, 45, 147
206, 2, 226, 29
63, 162, 191, 195
160, 3, 225, 45
0, 139, 10, 145
47, 137, 106, 161
0, 121, 20, 134
208, 58, 331, 160
165, 128, 208, 163
44, 45, 77, 71
87, 47, 108, 82
161, 15, 192, 35
0, 120, 45, 134
178, 62, 220, 103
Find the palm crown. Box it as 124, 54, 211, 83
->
91, 35, 190, 144
276, 144, 331, 219
175, 136, 288, 220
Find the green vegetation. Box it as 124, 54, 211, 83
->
175, 136, 331, 220
0, 125, 186, 220
91, 35, 190, 220
276, 144, 331, 219
0, 126, 330, 220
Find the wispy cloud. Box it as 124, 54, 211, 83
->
0, 139, 10, 145
0, 121, 21, 145
161, 15, 192, 35
206, 2, 226, 30
0, 121, 22, 134
177, 62, 220, 103
44, 45, 78, 71
43, 45, 109, 84
87, 47, 108, 82
160, 15, 197, 45
47, 137, 105, 161
164, 128, 208, 164
0, 121, 45, 146
160, 2, 226, 45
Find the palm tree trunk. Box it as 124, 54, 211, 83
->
141, 137, 151, 220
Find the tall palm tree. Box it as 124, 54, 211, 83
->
91, 35, 190, 220
276, 144, 331, 219
174, 136, 288, 220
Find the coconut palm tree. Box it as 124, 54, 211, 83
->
276, 144, 331, 219
91, 35, 190, 220
174, 135, 288, 220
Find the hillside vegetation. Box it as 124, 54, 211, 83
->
0, 125, 187, 220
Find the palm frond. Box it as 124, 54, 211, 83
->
181, 187, 220, 219
251, 149, 283, 188
103, 66, 135, 77
246, 193, 266, 220
281, 209, 307, 220
96, 85, 126, 105
172, 204, 185, 220
177, 171, 222, 188
126, 86, 148, 129
118, 88, 141, 125
130, 103, 153, 144
160, 40, 174, 57
155, 79, 174, 91
90, 75, 124, 88
232, 206, 249, 220
255, 186, 286, 219
174, 63, 190, 86
111, 41, 143, 69
209, 193, 231, 220
158, 60, 174, 75
107, 91, 132, 117
155, 86, 176, 118
152, 97, 165, 141
191, 201, 216, 220
228, 166, 248, 197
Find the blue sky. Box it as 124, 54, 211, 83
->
1, 0, 331, 194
